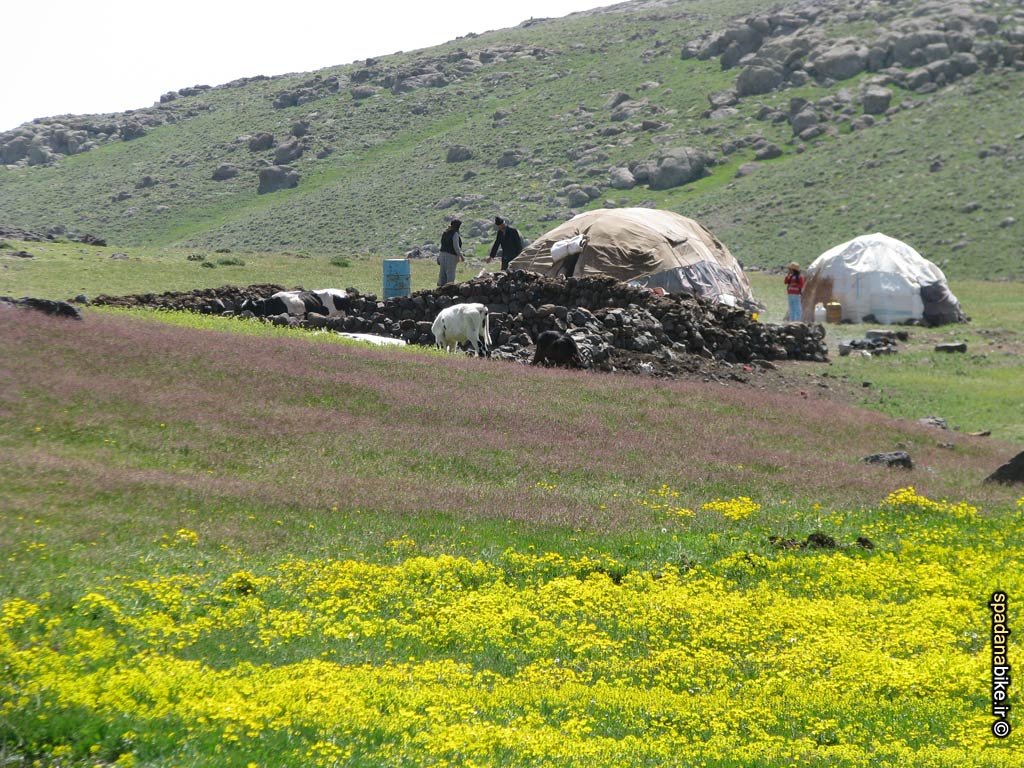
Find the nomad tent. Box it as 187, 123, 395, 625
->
510, 207, 758, 308
802, 233, 964, 325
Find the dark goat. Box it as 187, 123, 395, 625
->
531, 330, 583, 368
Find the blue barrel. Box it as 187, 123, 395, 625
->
383, 258, 411, 298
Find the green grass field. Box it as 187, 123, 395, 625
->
2, 266, 1023, 765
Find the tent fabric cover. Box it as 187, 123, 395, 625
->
802, 233, 964, 325
509, 208, 757, 308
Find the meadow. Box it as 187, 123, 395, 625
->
3, 0, 1023, 759
2, 265, 1023, 765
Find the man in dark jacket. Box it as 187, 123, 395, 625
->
487, 216, 524, 270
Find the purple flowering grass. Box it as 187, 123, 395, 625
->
1, 310, 1016, 538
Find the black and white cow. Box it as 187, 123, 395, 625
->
311, 288, 350, 318
531, 330, 583, 368
242, 290, 327, 317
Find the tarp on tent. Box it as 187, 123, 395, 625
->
802, 233, 964, 325
509, 208, 758, 308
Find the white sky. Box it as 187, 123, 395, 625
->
3, 0, 626, 133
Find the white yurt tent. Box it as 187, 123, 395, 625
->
510, 208, 758, 308
802, 233, 964, 325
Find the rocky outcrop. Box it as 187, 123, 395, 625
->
632, 147, 711, 191
0, 80, 228, 166
684, 0, 1023, 104
271, 75, 345, 109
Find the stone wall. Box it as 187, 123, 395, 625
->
92, 271, 828, 371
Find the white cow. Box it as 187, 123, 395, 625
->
431, 303, 492, 356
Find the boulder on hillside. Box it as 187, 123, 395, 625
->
212, 164, 239, 181
604, 91, 633, 109
27, 144, 56, 166
257, 165, 299, 194
861, 84, 893, 115
248, 132, 274, 152
1, 135, 31, 163
274, 139, 303, 164
810, 42, 869, 81
497, 150, 522, 169
351, 85, 379, 100
642, 147, 709, 191
736, 65, 785, 96
608, 167, 636, 190
614, 100, 661, 122
446, 145, 474, 163
120, 121, 147, 140
790, 108, 819, 135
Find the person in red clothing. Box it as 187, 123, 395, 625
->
784, 261, 805, 322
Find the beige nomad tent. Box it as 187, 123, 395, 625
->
802, 233, 964, 325
510, 208, 758, 308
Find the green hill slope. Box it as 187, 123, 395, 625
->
1, 0, 1021, 278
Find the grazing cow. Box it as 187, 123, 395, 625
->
242, 290, 327, 317
532, 330, 583, 368
431, 302, 492, 356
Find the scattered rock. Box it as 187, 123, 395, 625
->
861, 451, 913, 469
934, 342, 967, 353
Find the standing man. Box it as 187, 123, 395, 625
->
487, 216, 524, 271
438, 218, 464, 286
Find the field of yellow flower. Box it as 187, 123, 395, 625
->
2, 488, 1021, 767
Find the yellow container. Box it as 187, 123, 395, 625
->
825, 301, 842, 323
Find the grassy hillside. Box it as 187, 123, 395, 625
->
2, 307, 1022, 767
1, 0, 1021, 278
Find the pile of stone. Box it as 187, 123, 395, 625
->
91, 272, 828, 373
838, 328, 909, 356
